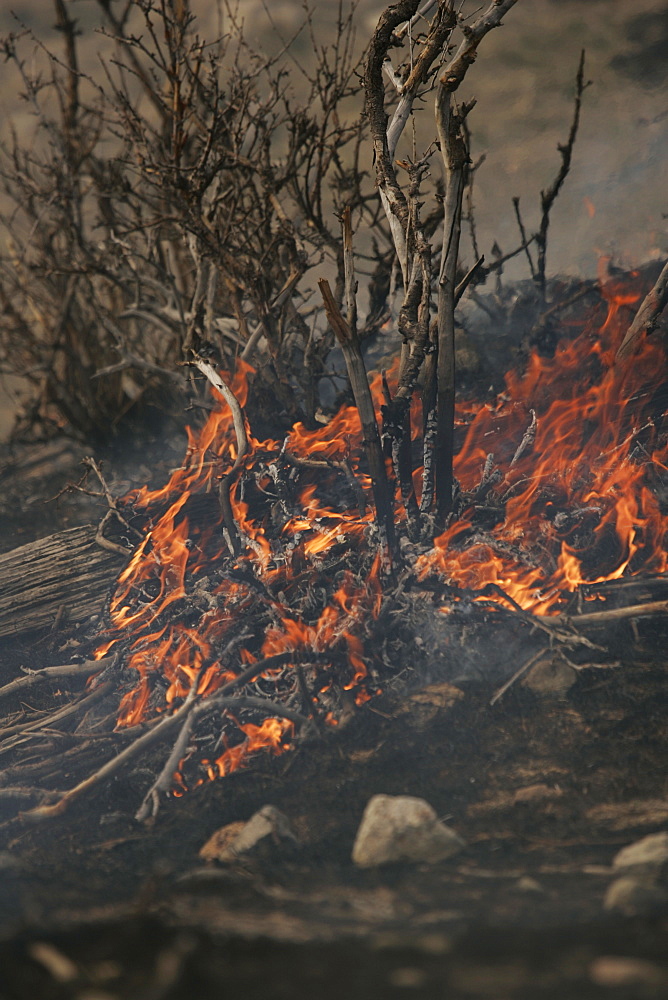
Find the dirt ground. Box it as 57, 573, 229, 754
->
1, 613, 668, 998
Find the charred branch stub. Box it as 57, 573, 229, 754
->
318, 270, 396, 554
616, 260, 668, 363
188, 356, 249, 555
434, 91, 469, 525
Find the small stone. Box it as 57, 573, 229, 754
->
199, 805, 298, 863
603, 876, 667, 916
352, 794, 465, 868
516, 876, 545, 893
589, 956, 667, 988
513, 783, 562, 805
612, 831, 668, 877
28, 942, 78, 983
387, 967, 427, 989
522, 655, 576, 696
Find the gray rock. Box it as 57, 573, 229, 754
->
612, 832, 668, 877
352, 794, 465, 868
603, 876, 667, 916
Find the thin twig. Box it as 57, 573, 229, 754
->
0, 658, 111, 706
489, 647, 546, 706
535, 50, 588, 298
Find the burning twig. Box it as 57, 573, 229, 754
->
477, 585, 600, 650
616, 260, 668, 362
17, 652, 332, 824
189, 355, 249, 555
282, 452, 367, 518
510, 409, 537, 466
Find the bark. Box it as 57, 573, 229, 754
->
0, 525, 126, 640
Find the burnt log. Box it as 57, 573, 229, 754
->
0, 525, 126, 640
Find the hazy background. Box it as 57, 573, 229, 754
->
0, 1, 666, 437
1, 0, 665, 273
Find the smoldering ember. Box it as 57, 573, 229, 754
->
0, 1, 667, 997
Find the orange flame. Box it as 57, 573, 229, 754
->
94, 269, 668, 789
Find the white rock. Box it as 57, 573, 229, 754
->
352, 794, 465, 868
612, 832, 668, 875
603, 876, 666, 916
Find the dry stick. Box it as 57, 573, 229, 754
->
490, 647, 546, 707
394, 0, 439, 40
136, 692, 311, 822
439, 0, 519, 93
535, 49, 587, 299
558, 599, 668, 628
365, 0, 457, 281
18, 652, 330, 824
0, 658, 110, 706
512, 197, 537, 280
489, 649, 545, 708
318, 276, 396, 553
134, 664, 204, 822
585, 574, 668, 596
83, 456, 142, 555
616, 259, 668, 362
295, 664, 325, 735
189, 355, 249, 555
0, 681, 114, 742
455, 255, 486, 304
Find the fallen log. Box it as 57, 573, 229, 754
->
0, 525, 127, 640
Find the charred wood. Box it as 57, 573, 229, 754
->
0, 526, 127, 641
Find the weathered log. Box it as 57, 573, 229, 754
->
0, 525, 126, 640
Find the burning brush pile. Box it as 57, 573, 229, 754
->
4, 261, 668, 825
1, 0, 667, 826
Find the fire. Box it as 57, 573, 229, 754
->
96, 268, 667, 792
203, 717, 293, 781
418, 274, 667, 612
